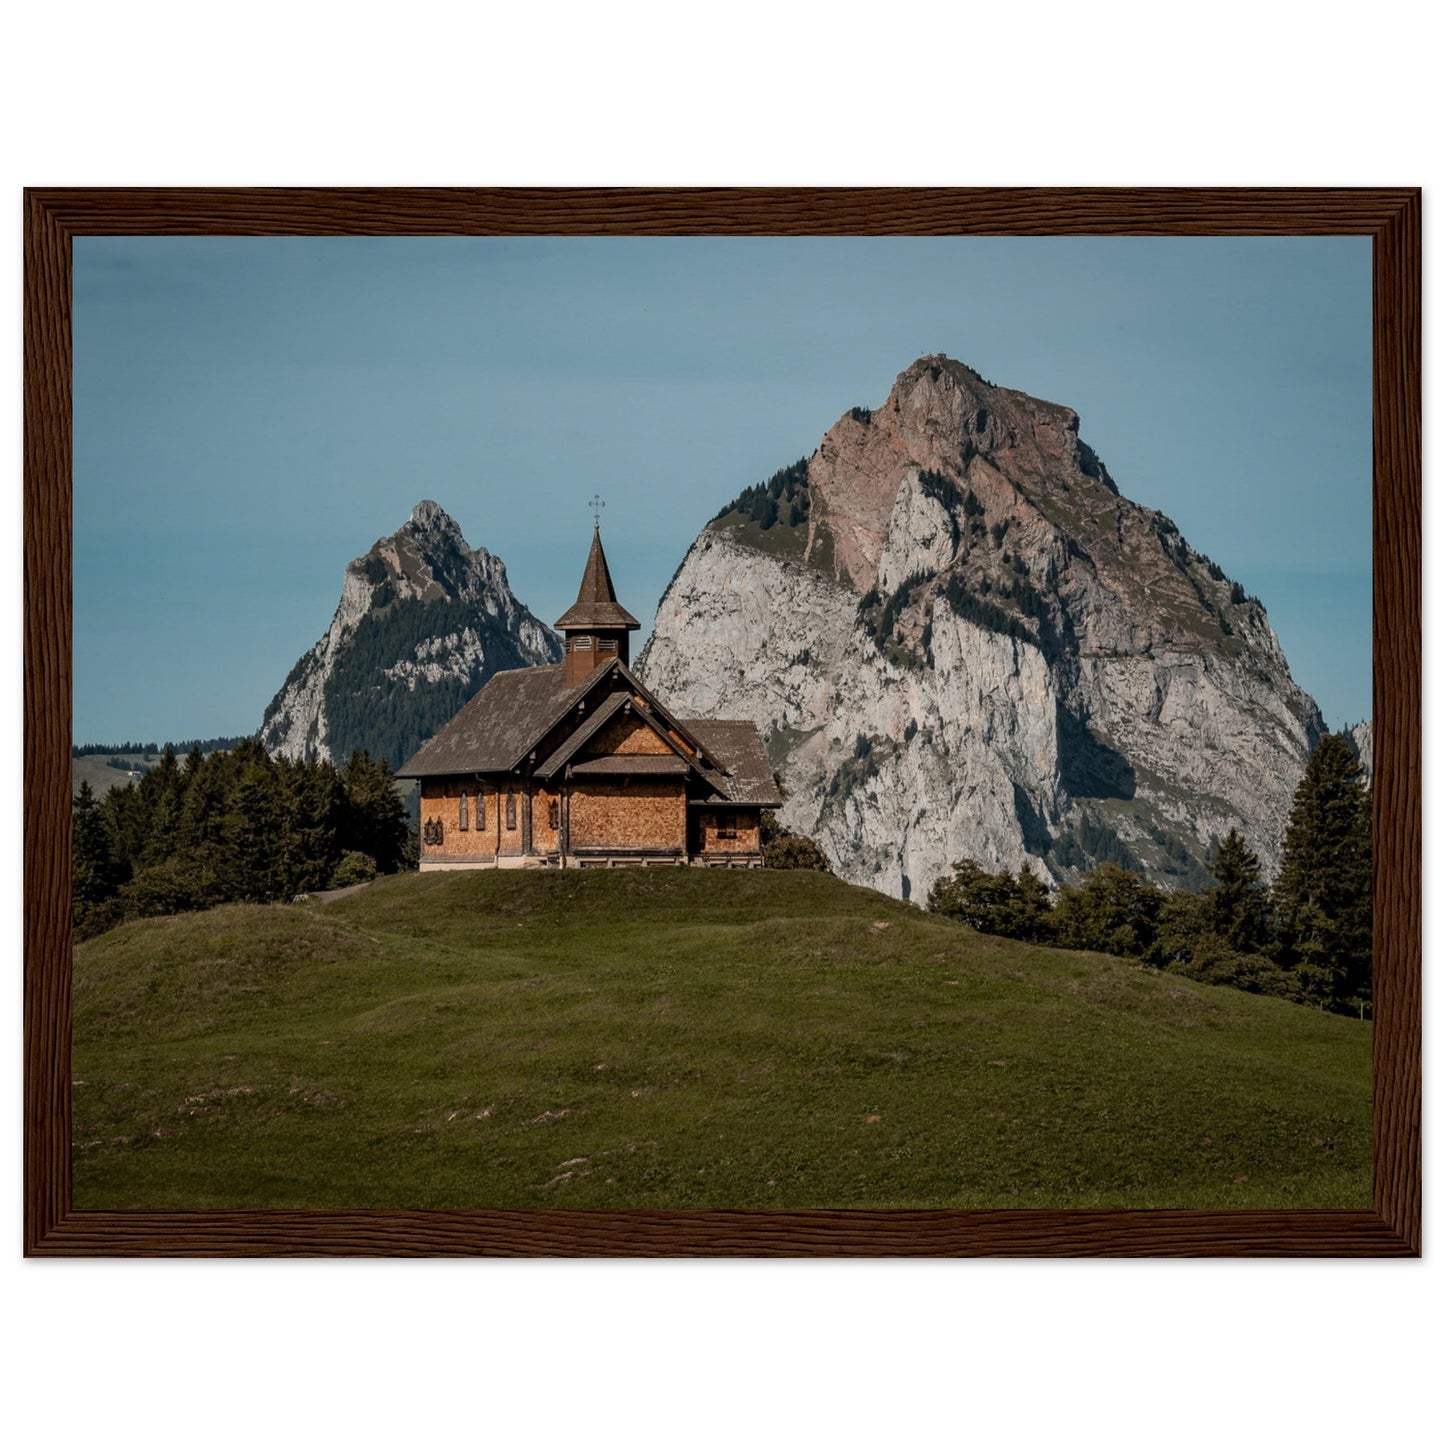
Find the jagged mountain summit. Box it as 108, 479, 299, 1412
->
261, 500, 561, 768
639, 355, 1327, 901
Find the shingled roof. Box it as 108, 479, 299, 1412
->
397, 664, 586, 777
553, 527, 640, 631
685, 720, 784, 807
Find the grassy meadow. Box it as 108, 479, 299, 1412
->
71, 869, 1372, 1211
72, 752, 157, 798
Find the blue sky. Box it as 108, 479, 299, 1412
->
72, 235, 1372, 742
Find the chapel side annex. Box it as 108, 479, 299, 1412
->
396, 523, 782, 869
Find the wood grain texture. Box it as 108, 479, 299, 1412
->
23, 188, 1422, 1257
1369, 192, 1423, 1254
24, 191, 74, 1255
21, 187, 1426, 238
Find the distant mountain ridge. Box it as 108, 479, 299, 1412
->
640, 355, 1330, 901
260, 501, 560, 768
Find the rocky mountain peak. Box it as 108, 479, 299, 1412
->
641, 358, 1326, 901
261, 502, 560, 766
409, 497, 453, 530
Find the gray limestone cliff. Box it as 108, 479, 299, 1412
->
1349, 720, 1374, 788
639, 357, 1327, 901
261, 500, 560, 768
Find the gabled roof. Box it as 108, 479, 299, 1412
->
611, 661, 724, 772
553, 527, 640, 632
538, 682, 726, 793
395, 654, 779, 807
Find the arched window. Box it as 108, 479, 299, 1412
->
506, 791, 517, 830
476, 790, 486, 830
459, 791, 469, 830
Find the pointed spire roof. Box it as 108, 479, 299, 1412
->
554, 526, 640, 631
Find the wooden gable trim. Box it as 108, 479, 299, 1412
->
618, 696, 741, 802
611, 697, 728, 791
611, 661, 726, 773
535, 691, 631, 779
502, 656, 728, 778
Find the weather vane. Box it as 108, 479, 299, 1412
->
589, 493, 605, 530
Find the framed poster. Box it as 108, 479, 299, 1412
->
24, 188, 1420, 1255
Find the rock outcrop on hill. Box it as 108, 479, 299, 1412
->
261, 501, 560, 768
639, 356, 1327, 901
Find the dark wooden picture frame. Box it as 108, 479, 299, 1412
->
24, 188, 1421, 1257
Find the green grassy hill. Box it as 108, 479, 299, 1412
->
72, 870, 1372, 1211
72, 752, 157, 797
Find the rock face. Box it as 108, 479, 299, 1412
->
1350, 720, 1374, 788
639, 356, 1326, 901
261, 500, 560, 767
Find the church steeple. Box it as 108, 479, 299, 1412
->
555, 516, 640, 686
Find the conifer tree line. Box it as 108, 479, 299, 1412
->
72, 738, 412, 938
927, 735, 1373, 1017
72, 734, 253, 759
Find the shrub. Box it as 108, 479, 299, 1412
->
121, 857, 223, 919
761, 813, 831, 872
1053, 863, 1163, 959
764, 834, 832, 872
330, 851, 378, 888
1192, 944, 1303, 1002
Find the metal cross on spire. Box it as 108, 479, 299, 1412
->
589, 493, 605, 530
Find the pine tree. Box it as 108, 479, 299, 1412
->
139, 746, 185, 866
281, 756, 344, 893
1273, 735, 1372, 1013
221, 758, 289, 902
1205, 828, 1270, 954
340, 750, 410, 874
72, 781, 118, 923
